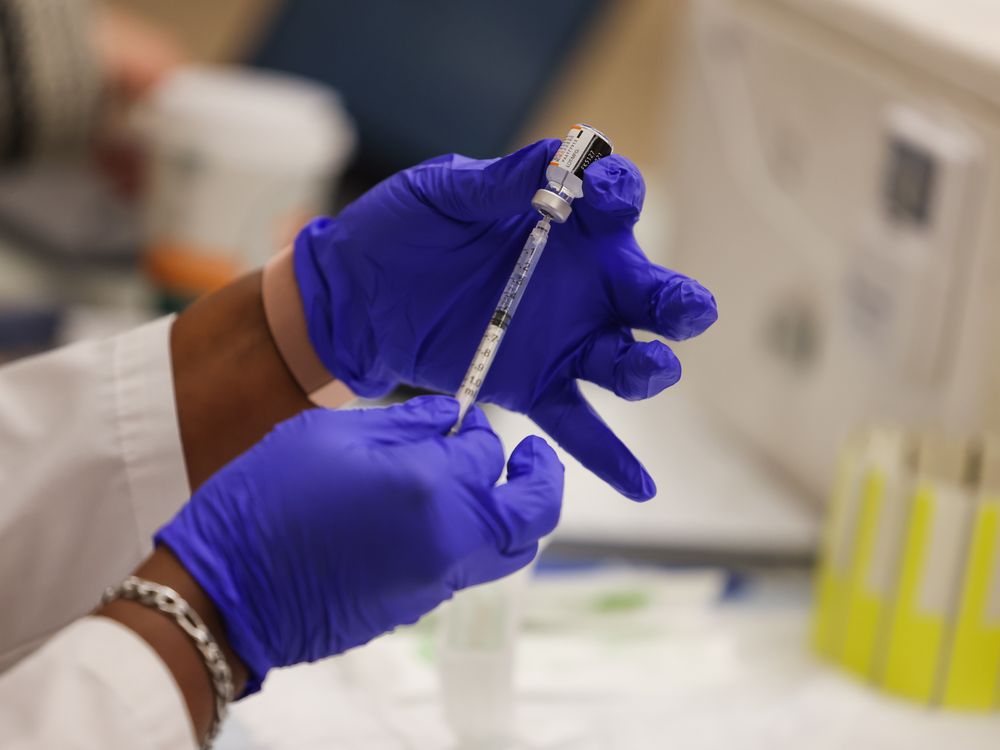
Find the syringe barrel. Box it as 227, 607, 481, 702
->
454, 321, 507, 429
492, 220, 549, 323
531, 124, 613, 223
452, 219, 550, 431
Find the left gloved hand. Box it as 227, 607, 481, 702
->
295, 139, 717, 500
156, 396, 563, 693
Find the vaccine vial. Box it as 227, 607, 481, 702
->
531, 124, 613, 223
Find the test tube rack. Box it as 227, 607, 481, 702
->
812, 429, 1000, 711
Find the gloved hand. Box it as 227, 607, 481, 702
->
155, 396, 563, 693
295, 139, 717, 500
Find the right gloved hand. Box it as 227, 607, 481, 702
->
293, 141, 717, 501
155, 396, 563, 694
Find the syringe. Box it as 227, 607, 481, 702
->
453, 217, 551, 427
452, 124, 613, 430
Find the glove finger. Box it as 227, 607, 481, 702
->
573, 154, 645, 228
490, 435, 564, 552
530, 383, 655, 501
572, 156, 716, 340
610, 260, 719, 341
446, 405, 505, 487
411, 139, 559, 221
328, 396, 460, 443
577, 329, 681, 401
442, 432, 557, 592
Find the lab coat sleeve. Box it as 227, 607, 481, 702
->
0, 315, 191, 669
0, 616, 196, 750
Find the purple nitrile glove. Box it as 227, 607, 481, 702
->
156, 396, 563, 693
295, 139, 717, 500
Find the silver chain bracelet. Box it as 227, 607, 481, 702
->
102, 576, 234, 749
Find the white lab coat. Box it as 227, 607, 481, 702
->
0, 316, 198, 749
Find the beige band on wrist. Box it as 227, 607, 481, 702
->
262, 246, 354, 409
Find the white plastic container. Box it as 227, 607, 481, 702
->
140, 65, 355, 300
439, 565, 535, 749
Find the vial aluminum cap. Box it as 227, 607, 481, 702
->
531, 188, 573, 223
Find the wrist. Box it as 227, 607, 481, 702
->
171, 270, 333, 489
97, 547, 249, 745
262, 245, 353, 407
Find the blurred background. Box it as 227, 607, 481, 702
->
3, 0, 1000, 746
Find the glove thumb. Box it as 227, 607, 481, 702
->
411, 139, 559, 221
574, 154, 645, 229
